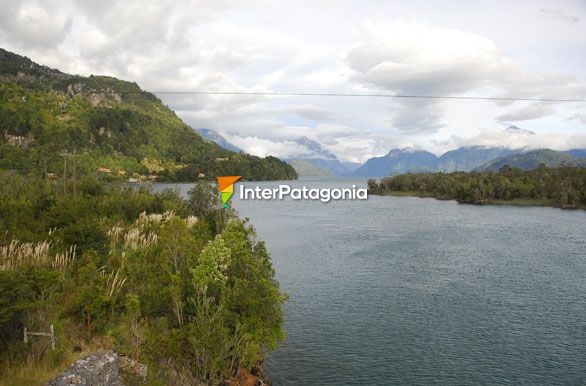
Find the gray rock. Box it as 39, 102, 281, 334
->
45, 350, 123, 386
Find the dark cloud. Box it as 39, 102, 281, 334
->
497, 103, 554, 123
540, 8, 580, 23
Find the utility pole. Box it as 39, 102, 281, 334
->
72, 150, 77, 198
62, 153, 67, 194
59, 150, 80, 197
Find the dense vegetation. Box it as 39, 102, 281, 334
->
0, 172, 286, 385
0, 48, 297, 182
368, 166, 586, 209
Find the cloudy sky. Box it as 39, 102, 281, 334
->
1, 0, 586, 162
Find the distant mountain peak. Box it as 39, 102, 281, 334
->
196, 128, 242, 153
286, 137, 351, 176
386, 147, 426, 156
294, 136, 338, 160
505, 125, 536, 135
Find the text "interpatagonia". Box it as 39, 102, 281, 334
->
240, 184, 367, 203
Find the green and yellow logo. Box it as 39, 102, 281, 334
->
218, 176, 241, 208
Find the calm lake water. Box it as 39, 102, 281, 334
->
155, 178, 586, 385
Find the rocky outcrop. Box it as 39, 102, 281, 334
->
45, 351, 123, 386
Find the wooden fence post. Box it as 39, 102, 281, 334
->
50, 324, 55, 350
22, 325, 55, 349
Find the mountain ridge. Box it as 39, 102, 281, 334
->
476, 149, 579, 171
196, 128, 242, 153
351, 148, 438, 176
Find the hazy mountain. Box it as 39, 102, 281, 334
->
564, 149, 586, 159
307, 159, 350, 176
288, 137, 350, 176
196, 128, 242, 153
295, 136, 338, 159
343, 162, 362, 172
477, 149, 577, 171
288, 159, 333, 177
351, 147, 438, 177
437, 146, 516, 172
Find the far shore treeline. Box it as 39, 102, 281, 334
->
368, 166, 586, 209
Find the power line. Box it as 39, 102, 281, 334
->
78, 90, 586, 103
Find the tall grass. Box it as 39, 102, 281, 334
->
0, 240, 51, 271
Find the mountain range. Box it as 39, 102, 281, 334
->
203, 125, 586, 177
176, 121, 586, 178
351, 146, 586, 177
195, 131, 353, 177
351, 147, 438, 176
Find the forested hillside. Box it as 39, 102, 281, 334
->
0, 48, 297, 181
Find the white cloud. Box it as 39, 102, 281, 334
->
568, 113, 586, 125
345, 21, 586, 133
1, 0, 585, 162
452, 128, 586, 151
228, 136, 310, 159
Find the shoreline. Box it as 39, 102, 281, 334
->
374, 191, 585, 210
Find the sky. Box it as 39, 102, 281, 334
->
1, 0, 585, 162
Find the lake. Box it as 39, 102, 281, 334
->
156, 178, 586, 385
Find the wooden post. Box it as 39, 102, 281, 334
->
50, 324, 55, 350
23, 326, 55, 350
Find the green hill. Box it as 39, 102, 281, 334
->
477, 149, 577, 171
0, 48, 297, 181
